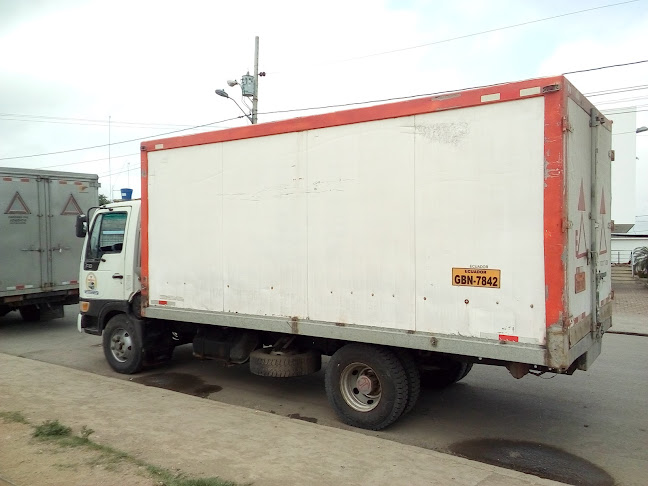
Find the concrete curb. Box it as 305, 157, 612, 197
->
0, 353, 565, 486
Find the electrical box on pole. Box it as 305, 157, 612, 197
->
241, 73, 255, 97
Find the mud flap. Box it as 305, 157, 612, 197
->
39, 304, 64, 320
577, 336, 602, 371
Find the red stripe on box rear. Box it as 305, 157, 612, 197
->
499, 335, 519, 342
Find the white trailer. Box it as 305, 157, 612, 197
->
77, 75, 612, 430
0, 168, 99, 321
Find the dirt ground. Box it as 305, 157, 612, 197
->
0, 420, 157, 486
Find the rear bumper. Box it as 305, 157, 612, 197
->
0, 289, 79, 309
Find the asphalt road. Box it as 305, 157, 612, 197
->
1, 305, 646, 486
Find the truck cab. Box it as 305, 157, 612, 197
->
77, 200, 141, 335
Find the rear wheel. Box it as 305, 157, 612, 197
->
395, 349, 421, 415
325, 344, 408, 430
19, 305, 41, 322
103, 314, 144, 374
421, 360, 472, 389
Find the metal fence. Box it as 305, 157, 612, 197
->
611, 250, 634, 265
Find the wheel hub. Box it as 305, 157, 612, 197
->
356, 374, 377, 395
110, 329, 133, 363
340, 362, 382, 412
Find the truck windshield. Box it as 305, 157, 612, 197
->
86, 212, 127, 260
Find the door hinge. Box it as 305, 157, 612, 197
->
561, 218, 573, 232
562, 116, 573, 133
609, 150, 615, 161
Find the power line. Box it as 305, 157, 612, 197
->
564, 59, 648, 75
3, 59, 648, 162
0, 113, 239, 130
0, 116, 195, 130
268, 0, 643, 74
99, 165, 140, 178
595, 96, 648, 105
0, 115, 245, 161
0, 112, 197, 127
260, 61, 648, 117
5, 84, 646, 134
39, 153, 138, 169
586, 85, 648, 96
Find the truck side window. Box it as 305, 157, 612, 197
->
86, 212, 128, 259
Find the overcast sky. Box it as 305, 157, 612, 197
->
1, 0, 647, 229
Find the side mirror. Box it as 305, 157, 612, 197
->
76, 214, 88, 238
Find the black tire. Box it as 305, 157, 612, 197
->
249, 348, 321, 377
421, 360, 472, 389
19, 305, 41, 322
103, 314, 144, 374
325, 344, 409, 430
458, 363, 473, 381
394, 349, 421, 415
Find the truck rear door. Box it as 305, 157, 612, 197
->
565, 100, 613, 361
0, 175, 46, 294
47, 176, 98, 290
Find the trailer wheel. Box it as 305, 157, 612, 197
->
395, 349, 421, 415
249, 348, 321, 377
421, 361, 472, 389
325, 344, 408, 430
103, 314, 144, 374
19, 305, 41, 322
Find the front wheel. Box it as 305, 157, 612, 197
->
103, 314, 144, 374
421, 361, 473, 389
325, 344, 408, 430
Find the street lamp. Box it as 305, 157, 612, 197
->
215, 36, 262, 124
215, 89, 253, 123
637, 126, 648, 134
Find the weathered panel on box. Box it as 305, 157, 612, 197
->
307, 117, 416, 330
566, 99, 594, 324
414, 98, 546, 343
221, 132, 308, 318
1, 168, 98, 295
48, 175, 98, 287
0, 176, 43, 292
148, 145, 225, 311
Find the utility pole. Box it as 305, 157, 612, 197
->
216, 36, 263, 124
252, 36, 259, 124
108, 115, 112, 201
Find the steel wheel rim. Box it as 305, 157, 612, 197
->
340, 362, 382, 412
110, 328, 133, 363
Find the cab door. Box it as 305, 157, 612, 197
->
81, 208, 131, 302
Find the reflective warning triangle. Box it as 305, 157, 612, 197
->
61, 194, 82, 215
578, 180, 586, 211
599, 224, 608, 255
4, 192, 31, 214
575, 214, 588, 259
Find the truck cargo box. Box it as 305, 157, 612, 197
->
1, 168, 99, 318
139, 75, 611, 371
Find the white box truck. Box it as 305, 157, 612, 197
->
1, 168, 99, 321
77, 75, 612, 430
